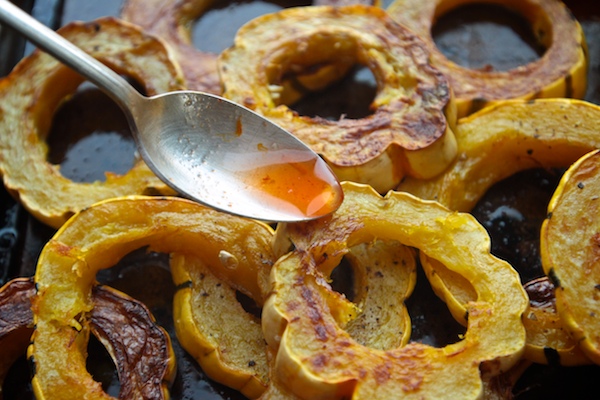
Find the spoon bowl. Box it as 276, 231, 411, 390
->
0, 0, 343, 222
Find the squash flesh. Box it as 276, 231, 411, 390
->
541, 149, 600, 365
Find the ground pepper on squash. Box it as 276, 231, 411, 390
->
541, 149, 600, 365
263, 182, 528, 400
30, 196, 276, 399
399, 98, 600, 366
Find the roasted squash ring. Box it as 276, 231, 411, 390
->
30, 196, 276, 399
173, 238, 416, 399
263, 182, 527, 399
261, 239, 417, 399
121, 0, 378, 94
121, 0, 221, 94
397, 99, 600, 212
0, 17, 183, 229
521, 277, 590, 366
386, 0, 588, 118
0, 278, 176, 400
219, 5, 458, 193
422, 258, 591, 366
541, 149, 600, 365
398, 99, 600, 366
170, 253, 271, 399
0, 277, 35, 392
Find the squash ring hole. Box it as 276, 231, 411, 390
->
432, 3, 547, 72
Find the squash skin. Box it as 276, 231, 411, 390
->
219, 5, 458, 193
0, 18, 183, 229
88, 285, 177, 400
0, 277, 35, 395
541, 149, 600, 365
386, 0, 588, 118
30, 196, 276, 400
263, 182, 527, 399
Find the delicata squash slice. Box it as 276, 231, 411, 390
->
264, 182, 528, 399
521, 277, 590, 365
0, 278, 177, 400
219, 5, 458, 193
170, 253, 271, 399
121, 0, 221, 94
260, 238, 417, 400
398, 99, 600, 212
30, 196, 276, 400
422, 256, 590, 365
541, 149, 600, 365
173, 237, 417, 399
121, 0, 361, 95
386, 0, 588, 118
423, 255, 592, 366
0, 17, 183, 229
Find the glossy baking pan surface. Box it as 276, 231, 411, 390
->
0, 0, 599, 398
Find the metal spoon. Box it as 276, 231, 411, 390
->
0, 0, 343, 222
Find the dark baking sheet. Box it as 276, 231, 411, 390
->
1, 0, 599, 398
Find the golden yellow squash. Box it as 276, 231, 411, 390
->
219, 5, 458, 193
30, 196, 276, 399
386, 0, 588, 118
541, 149, 600, 365
400, 99, 600, 365
422, 255, 591, 366
521, 277, 590, 366
171, 253, 271, 399
0, 17, 183, 229
263, 182, 527, 399
398, 99, 600, 212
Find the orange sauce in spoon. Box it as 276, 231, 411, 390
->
240, 155, 343, 219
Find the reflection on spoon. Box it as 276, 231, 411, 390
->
0, 0, 343, 222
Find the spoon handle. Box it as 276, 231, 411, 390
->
0, 0, 141, 108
